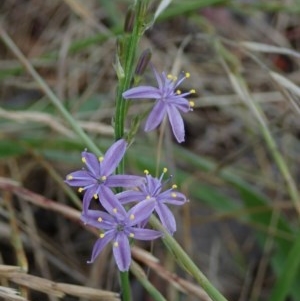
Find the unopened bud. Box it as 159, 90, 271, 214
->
135, 49, 152, 76
124, 8, 135, 33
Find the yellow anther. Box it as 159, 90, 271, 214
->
78, 187, 84, 193
100, 233, 105, 238
81, 157, 86, 163
94, 194, 98, 199
189, 101, 195, 107
185, 72, 190, 78
172, 184, 177, 189
101, 176, 107, 181
163, 167, 168, 173
144, 169, 149, 175
176, 89, 181, 94
98, 217, 103, 222
171, 192, 177, 198
114, 241, 119, 247
130, 214, 135, 220
67, 175, 73, 180
190, 89, 196, 94
129, 233, 134, 238
99, 156, 104, 162
167, 74, 173, 79
113, 208, 118, 213
146, 195, 151, 200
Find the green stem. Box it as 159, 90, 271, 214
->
120, 271, 132, 301
150, 216, 229, 301
0, 26, 102, 157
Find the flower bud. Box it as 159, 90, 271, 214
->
135, 49, 152, 76
124, 8, 135, 33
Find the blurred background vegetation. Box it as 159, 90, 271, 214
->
1, 0, 300, 300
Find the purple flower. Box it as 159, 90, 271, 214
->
81, 188, 161, 271
117, 169, 187, 235
122, 67, 195, 143
65, 139, 143, 212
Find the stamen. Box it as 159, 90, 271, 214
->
113, 208, 118, 213
189, 101, 195, 107
176, 89, 181, 94
78, 187, 84, 193
100, 233, 105, 238
129, 233, 134, 238
185, 72, 190, 78
81, 157, 86, 163
190, 89, 196, 94
67, 175, 73, 180
99, 156, 104, 162
146, 195, 151, 200
93, 194, 98, 199
171, 192, 177, 198
144, 169, 149, 175
167, 74, 173, 79
130, 214, 135, 220
101, 176, 107, 181
163, 167, 168, 173
98, 217, 103, 222
172, 184, 177, 189
114, 241, 119, 247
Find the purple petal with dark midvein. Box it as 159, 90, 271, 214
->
81, 210, 115, 229
65, 170, 96, 186
82, 186, 98, 212
168, 97, 190, 112
158, 190, 187, 205
152, 66, 163, 90
127, 199, 156, 226
101, 139, 126, 176
123, 86, 161, 99
113, 232, 131, 271
106, 175, 144, 188
81, 151, 100, 177
156, 203, 176, 235
131, 228, 162, 240
88, 230, 114, 263
144, 101, 166, 132
167, 106, 185, 143
99, 186, 127, 217
146, 175, 161, 196
116, 190, 146, 204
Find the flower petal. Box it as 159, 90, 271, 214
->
65, 170, 96, 187
116, 190, 146, 204
88, 230, 114, 263
144, 101, 166, 132
81, 210, 115, 229
168, 97, 190, 112
99, 186, 127, 218
127, 199, 156, 226
81, 151, 100, 177
152, 66, 163, 90
156, 203, 176, 235
130, 228, 162, 240
82, 186, 98, 212
167, 106, 185, 143
157, 190, 187, 205
123, 86, 161, 99
106, 175, 144, 188
145, 175, 161, 196
101, 139, 126, 176
113, 232, 131, 271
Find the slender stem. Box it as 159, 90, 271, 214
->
120, 271, 132, 301
0, 26, 102, 157
150, 216, 229, 301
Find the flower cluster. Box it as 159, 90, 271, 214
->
65, 139, 187, 271
122, 66, 195, 143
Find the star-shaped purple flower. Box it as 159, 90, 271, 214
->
65, 139, 143, 212
117, 169, 187, 235
122, 67, 195, 143
81, 188, 161, 271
